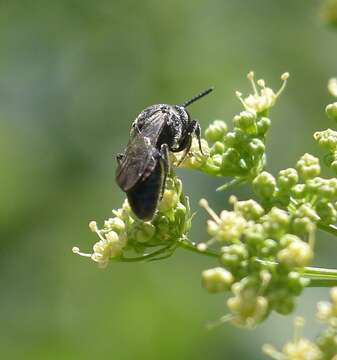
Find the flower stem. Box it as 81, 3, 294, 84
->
318, 222, 337, 237
303, 266, 337, 278
179, 240, 337, 286
307, 278, 337, 287
178, 238, 219, 258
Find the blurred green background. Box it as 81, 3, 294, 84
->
1, 1, 336, 359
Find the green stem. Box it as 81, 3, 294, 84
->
179, 238, 219, 258
303, 266, 337, 278
307, 278, 337, 287
216, 177, 247, 192
118, 244, 172, 262
179, 240, 337, 286
318, 223, 337, 237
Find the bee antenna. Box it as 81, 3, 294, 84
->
181, 87, 214, 108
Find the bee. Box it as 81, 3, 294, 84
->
116, 87, 214, 221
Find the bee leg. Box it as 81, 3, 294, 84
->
159, 143, 170, 199
189, 120, 205, 156
175, 135, 192, 167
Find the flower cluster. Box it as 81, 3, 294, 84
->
199, 197, 312, 328
73, 174, 191, 267
264, 287, 337, 360
73, 71, 337, 354
172, 72, 289, 190
253, 154, 337, 227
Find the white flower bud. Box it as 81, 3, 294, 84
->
89, 221, 98, 232
202, 267, 234, 293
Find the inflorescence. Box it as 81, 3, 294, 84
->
73, 72, 337, 359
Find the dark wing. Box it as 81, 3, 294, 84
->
116, 134, 155, 192
136, 109, 168, 146
116, 110, 168, 192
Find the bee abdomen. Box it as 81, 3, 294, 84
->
126, 162, 162, 221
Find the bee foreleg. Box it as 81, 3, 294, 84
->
189, 120, 204, 155
159, 143, 170, 199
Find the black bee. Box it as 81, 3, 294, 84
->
116, 87, 214, 221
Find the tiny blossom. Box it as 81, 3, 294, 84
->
73, 220, 127, 268
200, 198, 247, 243
171, 137, 211, 170
227, 285, 269, 328
263, 317, 323, 360
236, 71, 289, 114
73, 174, 192, 267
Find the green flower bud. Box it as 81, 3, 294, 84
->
326, 102, 337, 121
204, 120, 228, 142
287, 271, 309, 295
135, 222, 156, 243
295, 203, 320, 221
314, 128, 337, 151
277, 168, 298, 191
291, 184, 306, 199
292, 203, 319, 234
278, 238, 313, 268
292, 217, 315, 235
202, 267, 234, 293
280, 233, 301, 247
223, 130, 248, 148
316, 328, 337, 360
233, 110, 257, 134
221, 244, 248, 269
248, 138, 265, 156
221, 148, 242, 175
243, 223, 265, 246
273, 295, 295, 315
233, 198, 265, 221
260, 238, 278, 256
210, 141, 225, 155
263, 207, 290, 238
256, 117, 271, 135
174, 202, 188, 234
253, 171, 276, 199
296, 153, 320, 180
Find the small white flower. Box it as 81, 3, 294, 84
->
236, 71, 289, 114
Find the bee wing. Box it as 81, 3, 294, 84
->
116, 135, 156, 192
136, 109, 168, 145
116, 110, 168, 192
